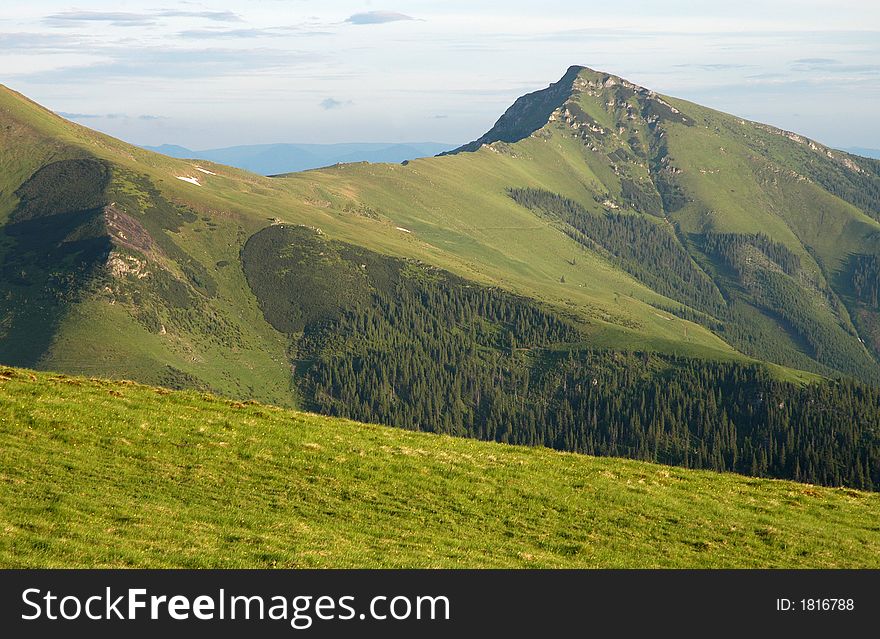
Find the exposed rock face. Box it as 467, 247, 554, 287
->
753, 122, 864, 174
443, 65, 587, 154
104, 204, 156, 254
107, 252, 150, 280
443, 65, 690, 156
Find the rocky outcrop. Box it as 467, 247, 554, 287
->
443, 66, 587, 154
443, 65, 690, 156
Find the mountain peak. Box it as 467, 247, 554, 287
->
444, 65, 659, 155
444, 66, 587, 154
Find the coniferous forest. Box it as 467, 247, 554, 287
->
850, 253, 880, 307
243, 225, 880, 490
509, 188, 880, 384
508, 187, 724, 314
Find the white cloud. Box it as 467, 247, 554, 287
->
45, 9, 242, 27
346, 11, 414, 25
320, 97, 352, 110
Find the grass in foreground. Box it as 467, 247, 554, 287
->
0, 367, 878, 568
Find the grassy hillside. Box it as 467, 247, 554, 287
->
8, 70, 868, 392
0, 80, 744, 397
237, 225, 879, 489
0, 367, 878, 568
383, 67, 880, 381
4, 69, 880, 490
0, 86, 296, 404
267, 68, 880, 382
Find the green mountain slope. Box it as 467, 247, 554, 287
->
3, 68, 880, 489
1, 367, 877, 568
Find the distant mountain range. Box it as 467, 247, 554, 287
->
843, 147, 880, 160
142, 141, 458, 175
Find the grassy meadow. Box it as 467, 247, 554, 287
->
1, 367, 877, 568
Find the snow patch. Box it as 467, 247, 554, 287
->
176, 176, 201, 186
395, 227, 412, 233
194, 167, 217, 175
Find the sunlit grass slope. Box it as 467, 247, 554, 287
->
1, 367, 877, 568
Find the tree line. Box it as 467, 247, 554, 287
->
508, 188, 724, 314
248, 226, 880, 490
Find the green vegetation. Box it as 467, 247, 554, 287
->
507, 186, 878, 382
241, 226, 879, 489
776, 142, 880, 221
10, 158, 110, 223
0, 89, 295, 404
850, 253, 880, 307
0, 159, 114, 365
700, 229, 876, 382
508, 187, 724, 314
1, 74, 760, 408
3, 68, 880, 507
1, 367, 878, 568
702, 232, 801, 277
843, 253, 880, 357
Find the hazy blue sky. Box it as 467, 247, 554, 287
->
2, 1, 879, 149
